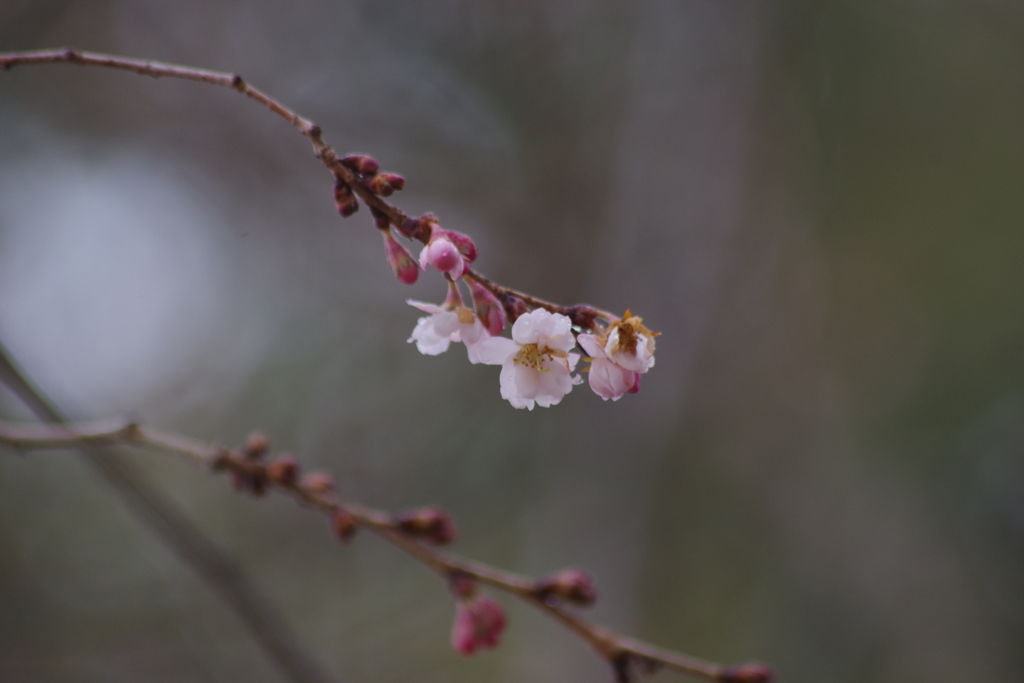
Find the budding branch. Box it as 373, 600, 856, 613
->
0, 48, 616, 328
0, 418, 766, 683
0, 47, 769, 682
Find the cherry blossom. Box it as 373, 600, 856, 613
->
602, 311, 657, 374
407, 300, 487, 360
577, 333, 641, 401
473, 308, 582, 410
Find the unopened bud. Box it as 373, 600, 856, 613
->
383, 230, 420, 284
243, 432, 269, 460
721, 663, 773, 683
339, 153, 380, 176
444, 230, 477, 263
566, 305, 599, 331
365, 173, 405, 197
419, 224, 465, 279
394, 506, 457, 545
303, 471, 335, 494
266, 455, 299, 486
369, 205, 391, 229
333, 179, 359, 217
501, 294, 529, 324
332, 507, 358, 542
451, 595, 506, 656
534, 568, 597, 606
468, 279, 505, 335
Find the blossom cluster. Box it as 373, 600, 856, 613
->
337, 153, 658, 410
400, 229, 655, 410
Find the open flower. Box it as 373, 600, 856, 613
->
474, 308, 582, 410
407, 281, 491, 361
577, 333, 640, 401
450, 595, 506, 656
407, 300, 487, 359
602, 311, 656, 374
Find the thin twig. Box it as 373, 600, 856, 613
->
0, 47, 619, 327
0, 343, 337, 683
0, 417, 769, 683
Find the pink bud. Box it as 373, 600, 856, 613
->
468, 279, 505, 335
419, 225, 465, 278
333, 179, 359, 217
534, 568, 597, 606
339, 153, 380, 176
451, 595, 506, 656
366, 172, 405, 197
394, 506, 457, 545
382, 231, 420, 285
444, 230, 477, 263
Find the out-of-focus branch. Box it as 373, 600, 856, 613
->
0, 343, 337, 683
0, 47, 618, 328
0, 416, 771, 683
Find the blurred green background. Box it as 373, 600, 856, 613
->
1, 1, 1022, 682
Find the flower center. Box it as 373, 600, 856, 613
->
514, 343, 567, 371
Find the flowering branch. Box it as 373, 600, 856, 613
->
0, 47, 655, 409
0, 418, 771, 683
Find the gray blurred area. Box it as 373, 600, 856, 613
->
1, 1, 1023, 682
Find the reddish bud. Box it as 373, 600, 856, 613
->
303, 471, 335, 494
534, 568, 597, 606
382, 230, 420, 284
394, 506, 457, 545
721, 664, 773, 683
266, 455, 299, 486
501, 294, 529, 324
369, 205, 391, 229
333, 179, 359, 217
243, 432, 269, 460
468, 279, 506, 335
332, 507, 358, 542
628, 373, 641, 394
366, 173, 405, 197
444, 230, 477, 263
566, 305, 599, 331
339, 153, 380, 176
451, 595, 506, 656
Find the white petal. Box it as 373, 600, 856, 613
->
576, 334, 606, 359
407, 299, 445, 315
473, 336, 519, 366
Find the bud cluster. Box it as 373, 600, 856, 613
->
329, 150, 660, 409
533, 568, 597, 606
393, 506, 457, 545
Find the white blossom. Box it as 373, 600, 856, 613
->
474, 309, 582, 410
407, 300, 489, 362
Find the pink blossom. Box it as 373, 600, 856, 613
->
450, 595, 506, 656
473, 309, 582, 410
578, 333, 640, 401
